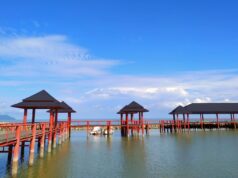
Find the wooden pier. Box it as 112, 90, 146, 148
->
0, 121, 69, 175
1, 91, 238, 176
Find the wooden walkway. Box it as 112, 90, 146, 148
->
0, 121, 69, 175
0, 118, 237, 175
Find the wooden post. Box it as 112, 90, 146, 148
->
63, 123, 66, 142
7, 145, 13, 165
68, 112, 71, 138
48, 112, 53, 153
23, 109, 27, 124
12, 125, 21, 176
234, 114, 236, 129
126, 113, 129, 136
216, 113, 219, 129
120, 113, 123, 136
29, 123, 36, 166
53, 110, 58, 148
200, 114, 203, 129
32, 109, 36, 123
176, 114, 179, 132
187, 114, 190, 130
40, 123, 45, 158
131, 113, 134, 135
58, 123, 62, 144
141, 112, 144, 136
86, 121, 90, 135
183, 114, 186, 130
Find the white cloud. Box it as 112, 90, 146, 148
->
1, 32, 238, 119
0, 35, 119, 77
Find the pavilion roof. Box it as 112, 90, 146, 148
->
169, 105, 189, 114
47, 101, 76, 113
117, 101, 149, 114
11, 90, 63, 109
169, 103, 238, 114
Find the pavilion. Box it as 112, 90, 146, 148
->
47, 101, 76, 138
170, 103, 238, 129
12, 90, 63, 123
11, 90, 64, 153
117, 101, 149, 136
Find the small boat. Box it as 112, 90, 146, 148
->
90, 126, 102, 135
103, 127, 114, 135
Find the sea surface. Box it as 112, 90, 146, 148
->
1, 130, 238, 178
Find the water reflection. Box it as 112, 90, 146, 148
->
1, 130, 238, 178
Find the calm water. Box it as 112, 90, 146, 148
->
1, 130, 238, 178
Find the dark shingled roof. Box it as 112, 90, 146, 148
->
12, 90, 63, 109
169, 105, 189, 114
170, 103, 238, 114
47, 101, 76, 113
117, 101, 149, 114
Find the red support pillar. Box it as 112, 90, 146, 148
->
216, 113, 219, 129
29, 123, 36, 166
40, 123, 45, 158
12, 125, 21, 175
200, 114, 203, 129
59, 123, 62, 144
183, 114, 186, 130
175, 114, 178, 132
23, 109, 27, 124
187, 114, 190, 130
53, 110, 58, 148
32, 108, 36, 123
141, 112, 144, 135
120, 113, 123, 136
234, 114, 236, 129
68, 112, 72, 138
126, 113, 129, 136
86, 121, 90, 135
48, 112, 53, 153
131, 113, 134, 135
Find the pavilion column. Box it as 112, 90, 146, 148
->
32, 108, 36, 123
29, 123, 36, 166
53, 110, 58, 148
12, 126, 21, 176
23, 109, 28, 124
40, 123, 46, 158
234, 114, 236, 129
141, 112, 144, 136
200, 114, 203, 129
21, 108, 28, 158
120, 113, 124, 136
126, 113, 129, 136
187, 113, 190, 130
131, 113, 134, 135
68, 112, 71, 138
176, 113, 179, 132
183, 114, 186, 129
216, 113, 219, 129
48, 112, 53, 153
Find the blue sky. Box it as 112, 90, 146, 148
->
0, 0, 238, 120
